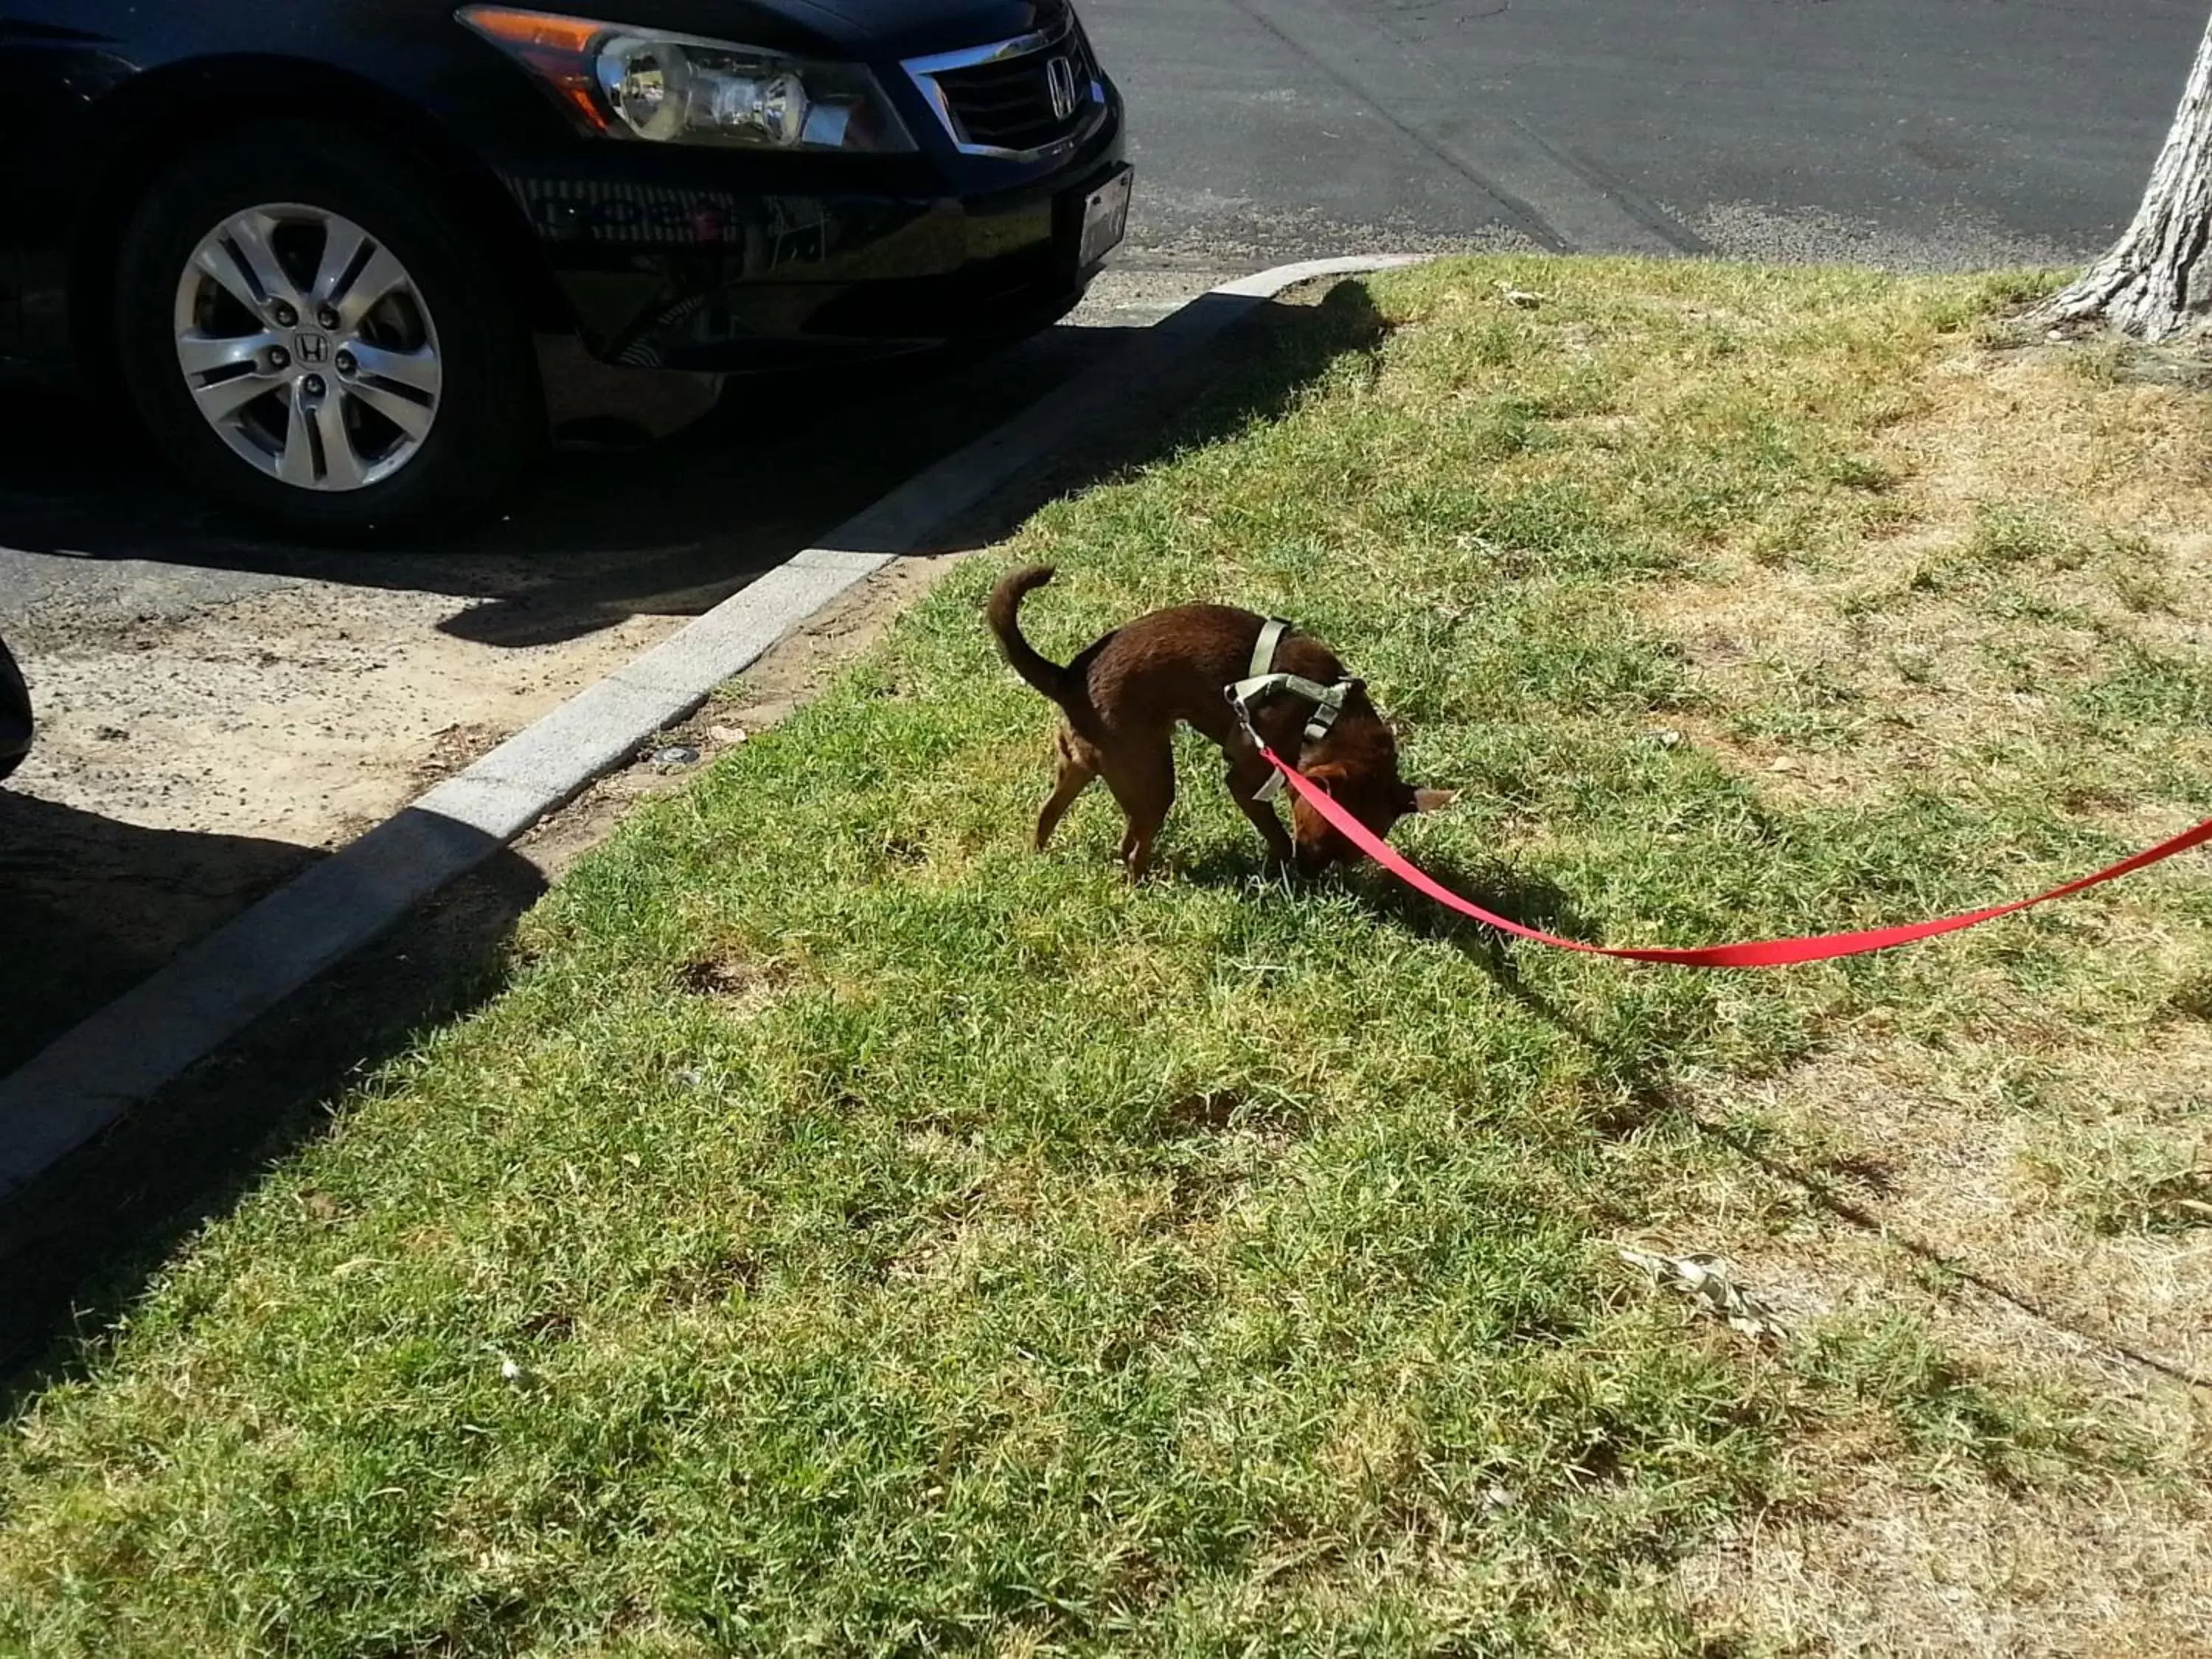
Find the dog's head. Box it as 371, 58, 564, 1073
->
1287, 728, 1455, 874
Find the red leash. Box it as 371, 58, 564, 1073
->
1261, 745, 2212, 967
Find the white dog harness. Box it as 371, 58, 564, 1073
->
1225, 616, 1361, 801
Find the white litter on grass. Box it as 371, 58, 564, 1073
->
1496, 280, 1546, 309
1619, 1248, 1790, 1341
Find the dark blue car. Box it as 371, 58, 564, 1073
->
0, 634, 27, 783
0, 0, 1128, 537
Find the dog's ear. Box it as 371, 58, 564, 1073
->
1301, 762, 1350, 793
1409, 787, 1458, 814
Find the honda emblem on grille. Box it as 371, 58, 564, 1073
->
1046, 55, 1079, 121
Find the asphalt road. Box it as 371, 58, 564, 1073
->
1091, 0, 2205, 265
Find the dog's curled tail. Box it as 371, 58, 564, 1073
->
987, 563, 1071, 703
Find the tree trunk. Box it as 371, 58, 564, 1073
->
2034, 11, 2212, 341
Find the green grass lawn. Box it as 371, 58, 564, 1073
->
4, 258, 2210, 1656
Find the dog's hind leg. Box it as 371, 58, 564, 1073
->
1102, 737, 1175, 880
1034, 726, 1099, 852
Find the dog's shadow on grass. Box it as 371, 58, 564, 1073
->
1182, 835, 1678, 1138
1178, 839, 1599, 950
1337, 849, 1683, 1137
1340, 849, 1594, 950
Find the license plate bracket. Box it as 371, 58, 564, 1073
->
1071, 168, 1133, 272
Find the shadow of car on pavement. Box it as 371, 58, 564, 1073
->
0, 284, 1388, 649
0, 324, 1141, 650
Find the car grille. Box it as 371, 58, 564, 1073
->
908, 15, 1101, 159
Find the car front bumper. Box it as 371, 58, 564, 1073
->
499, 100, 1126, 378
0, 636, 32, 784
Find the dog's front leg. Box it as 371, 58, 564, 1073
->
1224, 751, 1295, 868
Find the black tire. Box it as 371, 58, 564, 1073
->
113, 121, 543, 541
0, 635, 30, 785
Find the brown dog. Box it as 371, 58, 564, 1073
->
988, 564, 1453, 877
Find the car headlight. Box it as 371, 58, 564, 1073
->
457, 6, 917, 153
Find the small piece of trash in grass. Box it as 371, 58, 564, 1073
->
498, 1356, 534, 1388
2143, 1167, 2212, 1227
650, 744, 700, 768
1495, 281, 1545, 309
1619, 1248, 1790, 1340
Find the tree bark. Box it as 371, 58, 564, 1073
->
2034, 11, 2212, 341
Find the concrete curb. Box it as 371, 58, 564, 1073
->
0, 253, 1423, 1198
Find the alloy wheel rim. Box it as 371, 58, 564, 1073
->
172, 204, 443, 493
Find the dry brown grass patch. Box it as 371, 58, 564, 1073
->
1681, 1472, 2212, 1658
1638, 341, 2212, 810
673, 953, 791, 1018
1640, 1030, 2212, 1656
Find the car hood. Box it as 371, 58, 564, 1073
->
580, 0, 1066, 58
72, 0, 1078, 68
